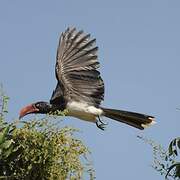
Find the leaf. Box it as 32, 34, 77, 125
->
173, 149, 178, 156
166, 163, 180, 178
175, 163, 180, 178
165, 155, 168, 161
0, 126, 10, 144
173, 139, 176, 146
3, 144, 14, 158
168, 138, 180, 156
169, 140, 174, 156
0, 139, 13, 149
177, 138, 180, 150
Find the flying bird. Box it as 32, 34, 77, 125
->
19, 27, 155, 130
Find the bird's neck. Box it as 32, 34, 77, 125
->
39, 102, 66, 114
50, 103, 66, 112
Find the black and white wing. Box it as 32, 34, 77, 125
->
50, 27, 104, 107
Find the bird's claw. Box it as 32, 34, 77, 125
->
96, 122, 106, 130
96, 116, 108, 130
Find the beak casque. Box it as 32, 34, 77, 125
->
19, 104, 39, 119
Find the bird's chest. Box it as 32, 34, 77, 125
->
66, 101, 103, 122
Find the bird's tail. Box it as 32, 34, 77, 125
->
102, 108, 155, 130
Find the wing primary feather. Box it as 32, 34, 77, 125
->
54, 27, 104, 107
64, 38, 96, 63
63, 33, 91, 62
62, 30, 85, 58
56, 27, 76, 61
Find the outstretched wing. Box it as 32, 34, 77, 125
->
51, 27, 104, 107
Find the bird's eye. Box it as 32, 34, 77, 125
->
35, 103, 40, 108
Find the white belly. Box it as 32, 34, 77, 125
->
66, 101, 103, 123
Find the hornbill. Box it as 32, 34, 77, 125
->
19, 27, 155, 130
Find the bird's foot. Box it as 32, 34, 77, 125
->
96, 121, 106, 130
96, 116, 108, 130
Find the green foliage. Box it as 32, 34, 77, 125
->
48, 109, 69, 117
166, 138, 180, 179
0, 85, 9, 122
138, 136, 180, 180
0, 89, 95, 180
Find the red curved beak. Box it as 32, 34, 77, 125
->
19, 104, 39, 119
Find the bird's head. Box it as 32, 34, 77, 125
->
19, 101, 52, 119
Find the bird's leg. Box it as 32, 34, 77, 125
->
96, 116, 108, 130
98, 116, 108, 125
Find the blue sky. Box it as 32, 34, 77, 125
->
0, 0, 180, 179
